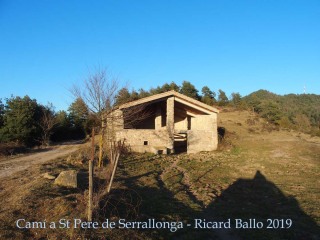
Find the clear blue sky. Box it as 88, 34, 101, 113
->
1, 0, 319, 111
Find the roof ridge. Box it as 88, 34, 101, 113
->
118, 90, 219, 113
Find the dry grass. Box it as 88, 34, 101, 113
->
0, 154, 89, 239
0, 109, 319, 239
109, 109, 320, 239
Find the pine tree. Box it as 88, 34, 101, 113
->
115, 87, 131, 105
180, 81, 200, 100
138, 88, 150, 98
0, 96, 42, 146
230, 92, 242, 106
0, 99, 4, 128
68, 98, 89, 137
169, 81, 180, 92
201, 86, 216, 105
218, 89, 229, 106
68, 98, 89, 128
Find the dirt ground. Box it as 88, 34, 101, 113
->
0, 141, 84, 179
0, 141, 91, 239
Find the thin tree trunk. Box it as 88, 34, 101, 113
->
98, 116, 105, 167
98, 135, 103, 167
88, 128, 95, 222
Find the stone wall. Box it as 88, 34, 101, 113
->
104, 109, 124, 142
191, 114, 217, 130
187, 130, 218, 153
116, 129, 170, 153
174, 115, 187, 131
155, 104, 162, 130
166, 97, 174, 151
187, 114, 218, 153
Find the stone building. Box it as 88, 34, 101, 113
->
110, 90, 219, 154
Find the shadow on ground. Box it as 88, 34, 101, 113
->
100, 165, 319, 240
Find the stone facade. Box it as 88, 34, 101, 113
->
187, 114, 218, 153
166, 97, 175, 152
110, 91, 219, 154
116, 129, 170, 154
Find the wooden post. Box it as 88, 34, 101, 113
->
107, 141, 122, 193
88, 128, 95, 222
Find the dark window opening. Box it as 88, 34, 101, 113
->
144, 141, 148, 145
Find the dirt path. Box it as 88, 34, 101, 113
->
0, 142, 83, 179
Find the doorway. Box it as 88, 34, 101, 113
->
174, 132, 187, 153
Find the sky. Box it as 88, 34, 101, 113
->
0, 0, 319, 111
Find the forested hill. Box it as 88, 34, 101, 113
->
1, 81, 320, 150
242, 89, 320, 135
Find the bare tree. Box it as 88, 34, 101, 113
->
71, 67, 119, 167
39, 103, 56, 146
72, 68, 119, 113
71, 68, 152, 222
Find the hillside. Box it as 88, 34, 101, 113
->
0, 108, 319, 239
242, 90, 320, 136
